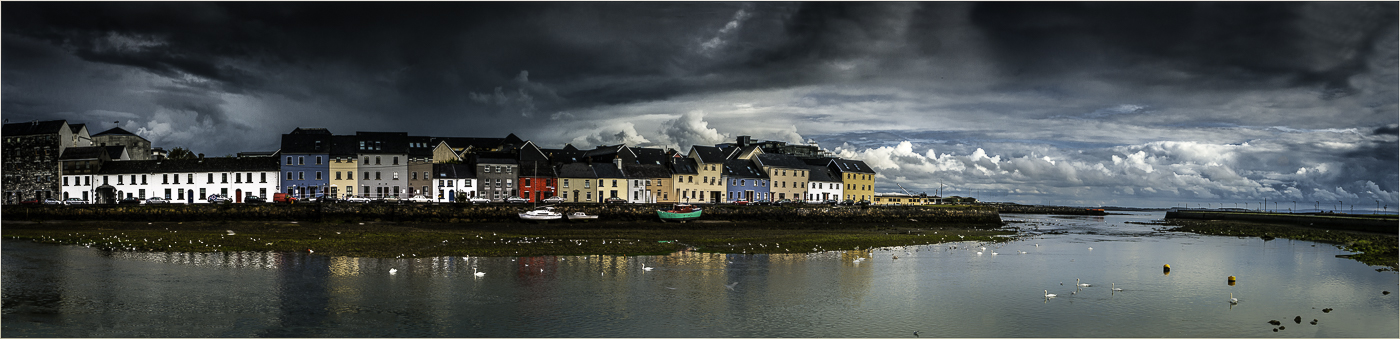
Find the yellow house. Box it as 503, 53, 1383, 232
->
688, 146, 729, 203
824, 158, 876, 202
753, 153, 809, 201
556, 163, 599, 203
623, 163, 673, 203
328, 135, 359, 199
670, 157, 706, 204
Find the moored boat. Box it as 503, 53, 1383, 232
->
658, 204, 702, 222
519, 206, 563, 222
567, 211, 599, 222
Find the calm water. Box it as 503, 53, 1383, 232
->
4, 212, 1397, 337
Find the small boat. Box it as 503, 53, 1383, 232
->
658, 204, 702, 222
567, 211, 598, 222
519, 206, 563, 222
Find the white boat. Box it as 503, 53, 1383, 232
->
567, 211, 599, 222
519, 206, 563, 222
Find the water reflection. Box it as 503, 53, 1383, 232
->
4, 212, 1397, 337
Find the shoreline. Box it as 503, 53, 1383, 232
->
1164, 219, 1398, 271
3, 219, 1014, 258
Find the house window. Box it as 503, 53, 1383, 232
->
393, 172, 399, 180
118, 176, 124, 185
259, 188, 266, 199
376, 172, 382, 180
63, 177, 69, 186
336, 172, 342, 180
286, 156, 293, 165
316, 156, 322, 165
524, 178, 532, 187
376, 156, 381, 165
363, 156, 369, 164
612, 180, 617, 187
506, 179, 513, 187
208, 173, 214, 184
411, 172, 417, 180
162, 175, 168, 184
261, 173, 267, 183
287, 172, 294, 180
315, 172, 322, 180
584, 180, 590, 188
85, 176, 91, 186
141, 175, 147, 185
563, 179, 569, 188
298, 172, 304, 180
298, 156, 304, 165
393, 156, 398, 165
235, 173, 242, 183
465, 180, 471, 187
365, 172, 371, 180
347, 172, 352, 180
423, 172, 429, 180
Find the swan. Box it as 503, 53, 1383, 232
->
1229, 293, 1238, 304
473, 267, 485, 277
991, 251, 998, 255
1112, 283, 1122, 291
976, 251, 983, 255
1044, 290, 1057, 298
389, 268, 398, 275
642, 264, 654, 271
1076, 278, 1091, 287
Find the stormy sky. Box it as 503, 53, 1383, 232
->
4, 2, 1396, 209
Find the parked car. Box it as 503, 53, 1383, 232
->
43, 198, 64, 205
273, 193, 298, 204
405, 195, 432, 204
245, 195, 267, 204
773, 199, 799, 206
542, 196, 565, 203
344, 196, 371, 203
603, 197, 627, 204
378, 196, 401, 204
207, 194, 229, 204
823, 199, 839, 205
63, 198, 87, 205
319, 196, 339, 204
118, 197, 144, 205
19, 198, 40, 205
146, 197, 170, 204
857, 200, 872, 206
468, 197, 491, 204
839, 199, 856, 206
505, 197, 529, 204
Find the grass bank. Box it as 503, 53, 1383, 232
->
4, 220, 1013, 258
1165, 219, 1397, 271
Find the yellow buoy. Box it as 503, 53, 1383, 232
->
1228, 275, 1237, 286
1163, 264, 1171, 276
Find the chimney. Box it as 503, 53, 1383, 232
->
737, 136, 752, 147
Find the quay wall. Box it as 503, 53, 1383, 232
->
2, 203, 1002, 225
994, 204, 1106, 215
1165, 210, 1396, 233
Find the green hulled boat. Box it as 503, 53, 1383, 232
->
658, 204, 702, 222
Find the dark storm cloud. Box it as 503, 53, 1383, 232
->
4, 2, 1395, 208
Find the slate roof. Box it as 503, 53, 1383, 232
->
354, 131, 409, 154
59, 146, 110, 160
591, 163, 626, 178
281, 128, 334, 153
725, 145, 761, 159
407, 136, 435, 157
722, 159, 769, 179
3, 120, 68, 136
69, 123, 86, 134
474, 152, 518, 165
755, 153, 808, 169
807, 165, 840, 182
96, 157, 280, 174
829, 159, 877, 174
691, 145, 726, 164
541, 147, 586, 164
330, 135, 358, 156
670, 157, 699, 175
519, 160, 555, 177
556, 163, 598, 178
623, 163, 671, 179
433, 164, 476, 179
92, 127, 141, 137
632, 147, 672, 165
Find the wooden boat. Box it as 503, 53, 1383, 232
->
657, 204, 702, 222
519, 206, 563, 222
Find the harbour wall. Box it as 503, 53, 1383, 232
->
3, 203, 1003, 225
993, 204, 1107, 215
1165, 210, 1396, 233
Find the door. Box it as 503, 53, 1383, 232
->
236, 189, 242, 203
573, 190, 580, 202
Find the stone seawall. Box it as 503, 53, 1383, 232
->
3, 203, 1002, 225
1165, 210, 1396, 233
994, 205, 1106, 215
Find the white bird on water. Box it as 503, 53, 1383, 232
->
1112, 283, 1123, 291
389, 268, 398, 275
1229, 293, 1238, 304
725, 282, 739, 291
473, 267, 485, 277
1044, 290, 1057, 298
642, 264, 654, 271
1077, 278, 1091, 287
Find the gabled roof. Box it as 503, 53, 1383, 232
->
3, 120, 69, 136
354, 131, 409, 154
755, 153, 807, 169
632, 147, 672, 165
806, 165, 840, 182
591, 163, 625, 178
623, 163, 671, 179
103, 146, 127, 160
726, 145, 762, 160
69, 123, 87, 134
518, 141, 550, 163
289, 127, 332, 135
722, 159, 769, 179
433, 163, 476, 179
92, 126, 141, 137
540, 147, 586, 164
519, 160, 555, 177
670, 157, 699, 175
829, 159, 876, 174
406, 136, 435, 157
561, 144, 579, 152
690, 145, 726, 164
556, 163, 598, 178
97, 157, 280, 174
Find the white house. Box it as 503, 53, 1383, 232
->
432, 163, 477, 203
63, 156, 281, 204
805, 165, 843, 203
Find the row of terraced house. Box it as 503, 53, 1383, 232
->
3, 120, 880, 204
